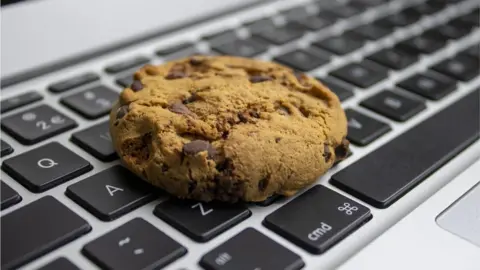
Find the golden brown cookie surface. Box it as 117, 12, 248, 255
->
109, 55, 348, 202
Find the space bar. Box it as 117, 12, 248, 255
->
331, 89, 480, 208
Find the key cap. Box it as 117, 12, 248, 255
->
375, 8, 422, 28
204, 30, 238, 46
330, 62, 388, 88
156, 42, 196, 57
367, 48, 418, 70
200, 228, 304, 270
351, 24, 391, 40
37, 257, 81, 270
66, 165, 155, 221
424, 20, 471, 41
253, 22, 307, 45
71, 121, 117, 161
292, 15, 333, 31
83, 218, 187, 270
48, 72, 99, 93
413, 1, 444, 15
313, 34, 364, 55
324, 4, 363, 18
255, 194, 282, 207
331, 89, 480, 208
264, 185, 372, 254
345, 109, 391, 146
273, 49, 329, 71
360, 90, 426, 121
459, 8, 479, 26
319, 77, 354, 101
245, 18, 276, 34
154, 199, 251, 242
105, 56, 150, 74
431, 54, 479, 82
1, 181, 21, 210
1, 196, 91, 269
116, 74, 134, 88
1, 91, 43, 113
396, 33, 446, 55
464, 44, 479, 58
1, 139, 14, 157
1, 105, 77, 145
2, 142, 92, 193
61, 85, 118, 119
397, 71, 456, 100
211, 38, 268, 57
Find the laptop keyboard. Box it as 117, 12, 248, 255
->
1, 0, 479, 269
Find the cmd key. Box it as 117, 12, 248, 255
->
331, 89, 480, 208
263, 185, 372, 254
1, 196, 91, 270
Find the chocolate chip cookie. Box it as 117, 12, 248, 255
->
109, 55, 349, 202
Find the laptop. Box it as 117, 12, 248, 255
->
1, 0, 479, 269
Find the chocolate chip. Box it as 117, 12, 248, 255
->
249, 111, 260, 118
216, 158, 234, 174
275, 137, 282, 143
131, 80, 143, 91
189, 57, 203, 66
222, 131, 229, 139
323, 144, 332, 162
258, 177, 269, 191
166, 71, 186, 80
238, 112, 248, 123
183, 140, 216, 159
169, 102, 192, 115
116, 105, 129, 119
161, 164, 169, 172
334, 138, 350, 159
249, 75, 272, 83
183, 93, 199, 104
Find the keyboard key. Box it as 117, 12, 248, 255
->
396, 33, 446, 55
324, 4, 363, 18
1, 139, 14, 157
66, 165, 155, 221
361, 90, 426, 121
330, 62, 388, 88
48, 72, 99, 93
331, 89, 480, 208
1, 91, 43, 113
116, 74, 134, 88
156, 42, 196, 56
431, 54, 479, 82
459, 8, 479, 26
367, 48, 418, 70
211, 38, 268, 57
1, 181, 21, 210
200, 228, 304, 270
255, 194, 282, 207
412, 1, 444, 15
154, 199, 251, 242
83, 218, 187, 270
320, 77, 354, 101
293, 15, 333, 31
37, 257, 81, 270
1, 196, 91, 269
397, 71, 457, 100
1, 105, 77, 145
351, 24, 391, 40
274, 49, 329, 71
245, 18, 276, 34
2, 142, 92, 193
464, 44, 479, 58
71, 121, 117, 161
61, 85, 118, 119
204, 30, 238, 46
424, 20, 472, 41
375, 8, 422, 28
253, 22, 307, 45
105, 56, 150, 74
345, 109, 391, 146
313, 34, 364, 55
264, 185, 372, 254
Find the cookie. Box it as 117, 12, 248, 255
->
109, 55, 349, 202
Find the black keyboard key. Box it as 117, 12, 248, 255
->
264, 185, 371, 254
274, 49, 329, 71
367, 48, 418, 70
156, 42, 195, 56
105, 56, 150, 74
424, 20, 472, 41
431, 54, 479, 82
396, 33, 446, 55
71, 121, 117, 161
204, 30, 238, 45
361, 90, 426, 121
1, 139, 14, 157
313, 34, 364, 55
48, 72, 99, 93
376, 8, 422, 28
37, 257, 81, 270
212, 38, 268, 57
255, 194, 282, 206
1, 181, 21, 210
459, 8, 479, 26
1, 91, 43, 113
330, 62, 388, 88
320, 77, 354, 101
397, 71, 457, 100
245, 18, 276, 34
325, 4, 363, 18
1, 105, 77, 145
2, 142, 92, 193
1, 196, 91, 269
254, 22, 307, 45
116, 74, 134, 88
413, 1, 444, 15
345, 109, 391, 146
331, 89, 480, 208
292, 15, 333, 31
464, 44, 479, 58
66, 165, 155, 221
200, 228, 304, 270
351, 24, 391, 40
83, 218, 187, 270
154, 199, 251, 242
61, 85, 118, 119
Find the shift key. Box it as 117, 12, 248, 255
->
263, 185, 372, 254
